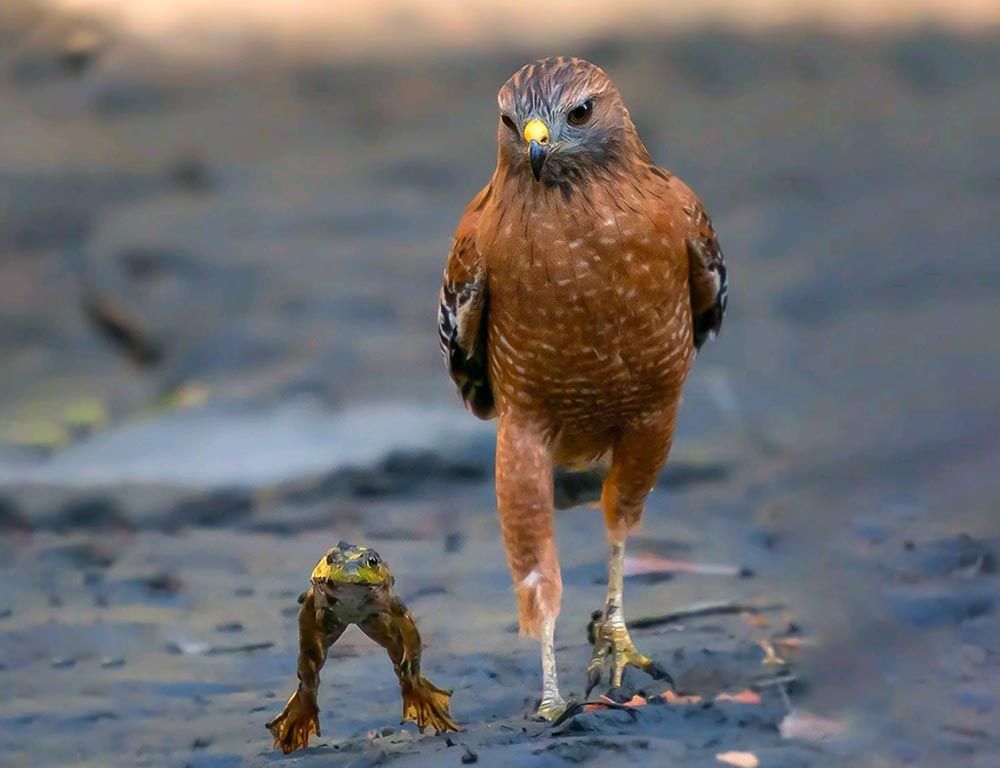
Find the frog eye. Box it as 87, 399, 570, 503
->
365, 553, 380, 569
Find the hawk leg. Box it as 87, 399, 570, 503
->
586, 422, 677, 695
536, 615, 566, 720
586, 541, 673, 694
496, 414, 566, 720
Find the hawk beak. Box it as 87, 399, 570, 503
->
524, 118, 549, 181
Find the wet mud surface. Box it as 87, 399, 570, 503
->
1, 8, 999, 767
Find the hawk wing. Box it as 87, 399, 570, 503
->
438, 185, 495, 420
681, 189, 727, 350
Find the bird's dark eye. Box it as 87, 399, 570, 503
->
366, 554, 379, 569
567, 100, 593, 126
501, 114, 518, 132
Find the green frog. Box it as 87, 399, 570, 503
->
266, 542, 459, 753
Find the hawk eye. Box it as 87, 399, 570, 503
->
567, 100, 593, 126
365, 554, 379, 569
500, 114, 518, 133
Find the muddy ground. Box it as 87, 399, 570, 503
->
1, 6, 999, 767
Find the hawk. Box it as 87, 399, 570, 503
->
438, 57, 727, 718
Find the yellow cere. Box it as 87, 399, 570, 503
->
523, 119, 549, 145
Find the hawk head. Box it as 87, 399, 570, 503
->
496, 57, 640, 186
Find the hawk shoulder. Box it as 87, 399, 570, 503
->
666, 176, 728, 350
438, 184, 495, 419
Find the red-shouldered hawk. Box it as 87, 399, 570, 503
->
439, 57, 727, 718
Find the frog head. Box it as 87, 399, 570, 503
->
311, 541, 393, 588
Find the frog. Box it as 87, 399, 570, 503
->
266, 542, 459, 754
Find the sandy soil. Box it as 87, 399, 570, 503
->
1, 6, 999, 767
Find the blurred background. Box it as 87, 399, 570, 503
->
1, 1, 998, 767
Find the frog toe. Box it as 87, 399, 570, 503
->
266, 691, 320, 754
401, 676, 461, 733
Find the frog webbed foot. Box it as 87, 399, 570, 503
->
400, 676, 460, 733
266, 690, 320, 754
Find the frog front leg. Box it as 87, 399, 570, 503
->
267, 588, 346, 753
358, 597, 459, 733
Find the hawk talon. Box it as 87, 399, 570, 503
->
646, 660, 675, 689
586, 614, 670, 694
586, 609, 602, 645
535, 693, 569, 722
585, 663, 603, 697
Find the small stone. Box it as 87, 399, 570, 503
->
100, 657, 125, 668
165, 640, 210, 656
167, 152, 215, 194
83, 572, 103, 587
54, 496, 129, 531
461, 747, 478, 764
60, 25, 105, 75
0, 496, 30, 532
144, 572, 185, 594
381, 726, 394, 737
